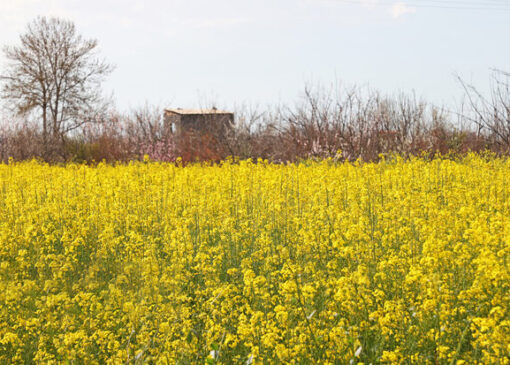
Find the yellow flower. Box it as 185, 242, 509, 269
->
0, 154, 508, 363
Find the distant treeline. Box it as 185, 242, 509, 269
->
1, 77, 510, 164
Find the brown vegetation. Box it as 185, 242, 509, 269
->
0, 77, 506, 164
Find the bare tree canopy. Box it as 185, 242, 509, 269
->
457, 70, 510, 150
0, 16, 114, 145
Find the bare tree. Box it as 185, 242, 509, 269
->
0, 16, 114, 154
457, 70, 510, 151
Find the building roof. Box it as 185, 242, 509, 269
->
165, 108, 233, 115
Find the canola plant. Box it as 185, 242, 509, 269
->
0, 155, 508, 364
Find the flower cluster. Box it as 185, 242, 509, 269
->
0, 154, 508, 363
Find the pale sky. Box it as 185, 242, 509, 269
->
1, 0, 509, 112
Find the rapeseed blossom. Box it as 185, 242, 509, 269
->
0, 154, 508, 363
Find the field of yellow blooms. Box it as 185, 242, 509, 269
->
0, 155, 509, 364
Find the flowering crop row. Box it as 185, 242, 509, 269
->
0, 155, 508, 363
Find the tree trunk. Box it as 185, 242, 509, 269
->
42, 102, 48, 157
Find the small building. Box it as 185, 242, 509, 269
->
164, 108, 234, 136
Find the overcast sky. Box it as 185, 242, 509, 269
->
1, 0, 509, 112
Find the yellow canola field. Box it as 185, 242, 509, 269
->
0, 155, 508, 364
